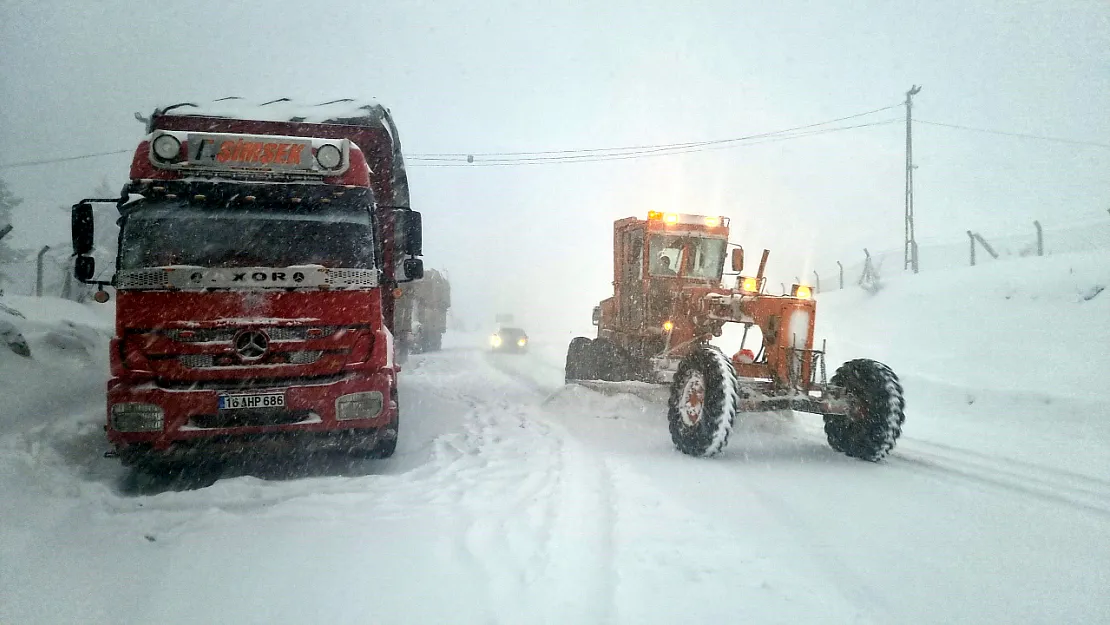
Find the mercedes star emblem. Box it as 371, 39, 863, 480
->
235, 330, 269, 361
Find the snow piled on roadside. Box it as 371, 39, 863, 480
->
814, 249, 1110, 480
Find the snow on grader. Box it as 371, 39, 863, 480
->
565, 211, 905, 461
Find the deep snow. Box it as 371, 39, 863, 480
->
1, 251, 1109, 624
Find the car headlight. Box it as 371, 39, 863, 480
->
111, 403, 164, 432
335, 391, 384, 421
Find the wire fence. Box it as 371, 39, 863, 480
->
0, 247, 104, 301
814, 217, 1110, 292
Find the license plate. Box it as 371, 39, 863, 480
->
219, 393, 285, 410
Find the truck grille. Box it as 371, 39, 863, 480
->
178, 350, 323, 369
165, 326, 337, 343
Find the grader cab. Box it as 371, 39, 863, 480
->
565, 211, 906, 461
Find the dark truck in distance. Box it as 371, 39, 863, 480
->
71, 98, 423, 477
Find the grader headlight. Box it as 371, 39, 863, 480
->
662, 320, 674, 333
739, 277, 759, 293
792, 284, 813, 300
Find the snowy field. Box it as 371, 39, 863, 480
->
2, 251, 1109, 624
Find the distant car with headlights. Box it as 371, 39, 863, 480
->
490, 327, 529, 353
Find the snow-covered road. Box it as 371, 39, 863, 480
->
3, 336, 1108, 624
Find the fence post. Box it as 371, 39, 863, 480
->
813, 271, 820, 293
1034, 220, 1044, 256
35, 245, 51, 297
973, 233, 999, 259
62, 258, 73, 299
968, 231, 976, 266
836, 261, 844, 289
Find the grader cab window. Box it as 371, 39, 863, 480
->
648, 235, 727, 280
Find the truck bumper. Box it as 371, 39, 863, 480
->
106, 371, 395, 464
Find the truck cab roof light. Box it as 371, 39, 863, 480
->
648, 211, 727, 227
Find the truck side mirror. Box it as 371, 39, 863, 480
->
402, 258, 424, 281
75, 256, 95, 282
591, 306, 601, 326
72, 202, 94, 255
392, 209, 423, 257
405, 211, 422, 256
731, 248, 744, 273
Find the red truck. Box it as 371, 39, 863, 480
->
70, 98, 423, 475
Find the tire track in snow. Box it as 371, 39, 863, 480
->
906, 437, 1110, 490
891, 447, 1110, 519
409, 348, 619, 623
787, 416, 1110, 519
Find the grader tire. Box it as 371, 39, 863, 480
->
668, 345, 738, 457
565, 337, 594, 383
823, 359, 905, 461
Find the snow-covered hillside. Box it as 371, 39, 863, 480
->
1, 252, 1108, 625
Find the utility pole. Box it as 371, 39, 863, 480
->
904, 85, 922, 273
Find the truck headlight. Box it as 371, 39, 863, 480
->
490, 335, 502, 347
151, 134, 182, 162
517, 338, 527, 347
111, 403, 164, 432
335, 391, 384, 421
316, 144, 343, 170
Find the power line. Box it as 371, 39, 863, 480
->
0, 149, 132, 170
408, 119, 902, 167
0, 103, 903, 170
408, 103, 903, 159
915, 120, 1110, 149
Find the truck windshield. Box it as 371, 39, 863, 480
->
118, 199, 375, 270
648, 235, 726, 280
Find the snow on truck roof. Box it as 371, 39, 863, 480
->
151, 97, 410, 208
156, 97, 395, 132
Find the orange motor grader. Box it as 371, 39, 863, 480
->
565, 211, 905, 460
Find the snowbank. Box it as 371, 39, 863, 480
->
814, 249, 1110, 478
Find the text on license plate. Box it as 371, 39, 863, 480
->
219, 393, 285, 410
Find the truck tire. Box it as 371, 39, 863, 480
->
668, 345, 737, 457
823, 359, 905, 461
370, 386, 400, 458
565, 337, 594, 382
124, 461, 221, 493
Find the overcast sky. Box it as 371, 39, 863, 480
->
2, 0, 1107, 330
